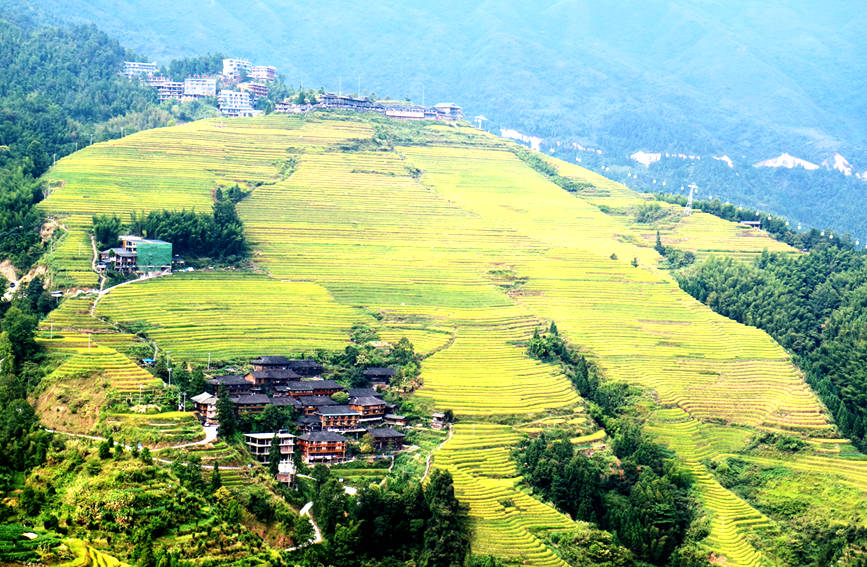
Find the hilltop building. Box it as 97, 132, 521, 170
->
244, 431, 294, 463
238, 82, 268, 100
319, 92, 376, 111
218, 90, 259, 117
434, 102, 464, 120
98, 235, 172, 274
123, 61, 158, 78
155, 81, 184, 102
184, 76, 217, 98
250, 65, 277, 82
222, 57, 252, 78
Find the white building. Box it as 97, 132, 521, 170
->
156, 82, 184, 102
123, 61, 158, 78
183, 76, 217, 98
217, 89, 259, 117
222, 58, 252, 78
250, 65, 277, 82
243, 432, 295, 463
238, 82, 268, 99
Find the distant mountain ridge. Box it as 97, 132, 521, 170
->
11, 0, 867, 236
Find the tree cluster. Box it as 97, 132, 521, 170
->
93, 187, 249, 261
294, 468, 470, 567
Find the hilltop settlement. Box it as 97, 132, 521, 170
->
124, 57, 464, 120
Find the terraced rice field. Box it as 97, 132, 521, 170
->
435, 424, 573, 567
45, 345, 163, 393
96, 273, 363, 361
38, 114, 866, 565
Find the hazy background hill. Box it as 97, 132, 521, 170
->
14, 0, 867, 238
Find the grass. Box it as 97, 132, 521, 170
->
36, 113, 867, 566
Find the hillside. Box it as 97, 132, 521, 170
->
16, 0, 867, 238
35, 112, 867, 565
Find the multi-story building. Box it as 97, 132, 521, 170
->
156, 81, 184, 102
349, 396, 387, 423
222, 58, 252, 78
297, 431, 347, 464
243, 432, 295, 464
184, 76, 217, 98
123, 61, 158, 78
318, 405, 362, 433
217, 90, 258, 117
238, 82, 268, 100
191, 393, 218, 425
279, 380, 342, 397
433, 102, 464, 120
250, 65, 277, 82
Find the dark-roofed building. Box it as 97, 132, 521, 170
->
269, 396, 303, 411
297, 431, 347, 463
318, 405, 361, 432
229, 394, 270, 415
207, 375, 252, 394
245, 368, 304, 392
296, 415, 321, 433
348, 388, 383, 400
250, 356, 293, 371
384, 414, 407, 427
191, 392, 217, 425
299, 395, 338, 416
350, 396, 387, 421
363, 367, 396, 388
367, 427, 405, 451
282, 380, 342, 397
286, 359, 324, 377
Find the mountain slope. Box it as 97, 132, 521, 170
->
37, 113, 867, 565
17, 0, 867, 237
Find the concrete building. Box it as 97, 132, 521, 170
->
155, 82, 184, 102
217, 90, 258, 117
250, 65, 277, 82
123, 61, 158, 78
191, 392, 218, 425
222, 58, 252, 78
243, 431, 295, 464
239, 82, 268, 100
184, 76, 217, 98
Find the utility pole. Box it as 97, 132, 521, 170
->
87, 334, 91, 353
207, 352, 211, 371
684, 183, 698, 216
53, 153, 57, 167
50, 323, 53, 339
139, 383, 143, 406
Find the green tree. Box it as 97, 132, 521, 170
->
1, 307, 37, 363
210, 462, 222, 493
421, 469, 469, 567
269, 434, 281, 476
216, 385, 237, 437
98, 440, 111, 459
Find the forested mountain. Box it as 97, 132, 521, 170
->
13, 0, 867, 238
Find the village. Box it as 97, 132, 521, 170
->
124, 57, 465, 121
176, 354, 448, 486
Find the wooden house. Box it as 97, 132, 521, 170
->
367, 427, 405, 452
318, 405, 362, 432
190, 392, 218, 425
281, 380, 342, 397
297, 431, 347, 464
350, 396, 387, 422
206, 375, 252, 395
431, 412, 448, 430
229, 394, 270, 415
384, 414, 407, 427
